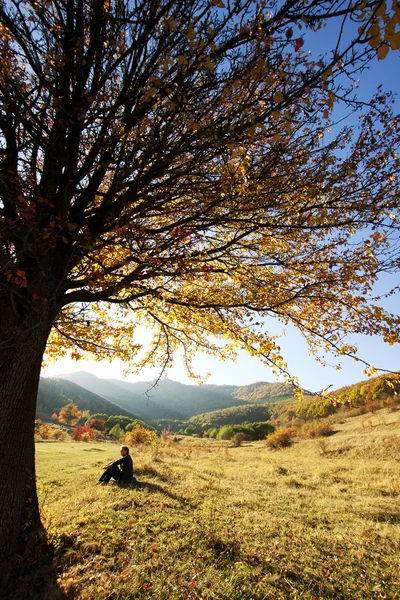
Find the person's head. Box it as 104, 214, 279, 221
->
120, 445, 129, 456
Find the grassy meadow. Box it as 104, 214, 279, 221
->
33, 408, 400, 600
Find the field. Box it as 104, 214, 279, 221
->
29, 408, 400, 599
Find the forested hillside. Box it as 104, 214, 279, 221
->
37, 378, 137, 420
231, 381, 299, 403
39, 371, 400, 429
189, 403, 273, 428
58, 372, 291, 419
267, 373, 400, 425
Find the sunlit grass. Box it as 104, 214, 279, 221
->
36, 408, 400, 599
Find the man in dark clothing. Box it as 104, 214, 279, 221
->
97, 445, 136, 485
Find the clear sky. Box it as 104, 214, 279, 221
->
41, 15, 400, 393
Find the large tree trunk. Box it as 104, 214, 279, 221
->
0, 306, 55, 586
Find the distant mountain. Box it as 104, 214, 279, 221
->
201, 384, 239, 396
58, 372, 246, 420
40, 370, 400, 428
37, 377, 138, 420
56, 371, 297, 420
231, 381, 297, 403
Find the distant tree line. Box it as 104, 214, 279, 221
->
179, 421, 275, 441
35, 404, 156, 443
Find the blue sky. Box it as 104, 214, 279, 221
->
42, 13, 400, 392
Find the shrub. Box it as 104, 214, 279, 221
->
160, 427, 176, 446
50, 428, 68, 441
183, 424, 202, 436
124, 424, 158, 446
72, 425, 97, 441
252, 422, 275, 440
216, 425, 235, 440
87, 418, 106, 431
231, 433, 246, 447
265, 428, 294, 449
38, 424, 54, 439
37, 424, 68, 440
385, 396, 400, 412
108, 424, 123, 440
309, 423, 335, 438
105, 416, 137, 433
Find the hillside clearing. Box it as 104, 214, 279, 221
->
22, 409, 400, 599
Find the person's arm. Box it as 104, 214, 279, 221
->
112, 455, 127, 466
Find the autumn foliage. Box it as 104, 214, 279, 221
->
87, 419, 106, 432
265, 428, 295, 449
124, 424, 158, 446
0, 0, 399, 389
57, 403, 82, 426
72, 425, 98, 441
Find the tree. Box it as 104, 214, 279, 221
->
108, 423, 123, 439
57, 402, 82, 425
1, 0, 400, 577
87, 418, 106, 432
104, 415, 136, 433
72, 424, 97, 440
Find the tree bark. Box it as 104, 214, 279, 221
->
0, 306, 55, 584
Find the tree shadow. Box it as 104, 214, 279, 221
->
0, 545, 66, 600
120, 480, 196, 507
134, 465, 173, 483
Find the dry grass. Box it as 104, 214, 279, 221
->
34, 407, 400, 599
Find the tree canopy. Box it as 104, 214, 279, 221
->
1, 0, 400, 387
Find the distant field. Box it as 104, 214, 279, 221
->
34, 408, 400, 599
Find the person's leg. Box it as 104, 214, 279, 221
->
98, 464, 121, 484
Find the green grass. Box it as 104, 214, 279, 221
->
35, 408, 400, 599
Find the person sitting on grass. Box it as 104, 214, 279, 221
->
97, 445, 136, 485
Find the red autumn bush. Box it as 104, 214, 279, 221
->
72, 425, 97, 441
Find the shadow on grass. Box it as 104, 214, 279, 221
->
120, 479, 197, 507
0, 545, 66, 600
134, 465, 173, 483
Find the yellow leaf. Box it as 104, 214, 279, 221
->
389, 31, 400, 49
377, 43, 389, 59
368, 24, 380, 38
369, 35, 382, 48
376, 1, 386, 17
273, 90, 284, 103
385, 16, 397, 37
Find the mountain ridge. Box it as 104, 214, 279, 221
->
52, 371, 297, 420
37, 377, 138, 420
